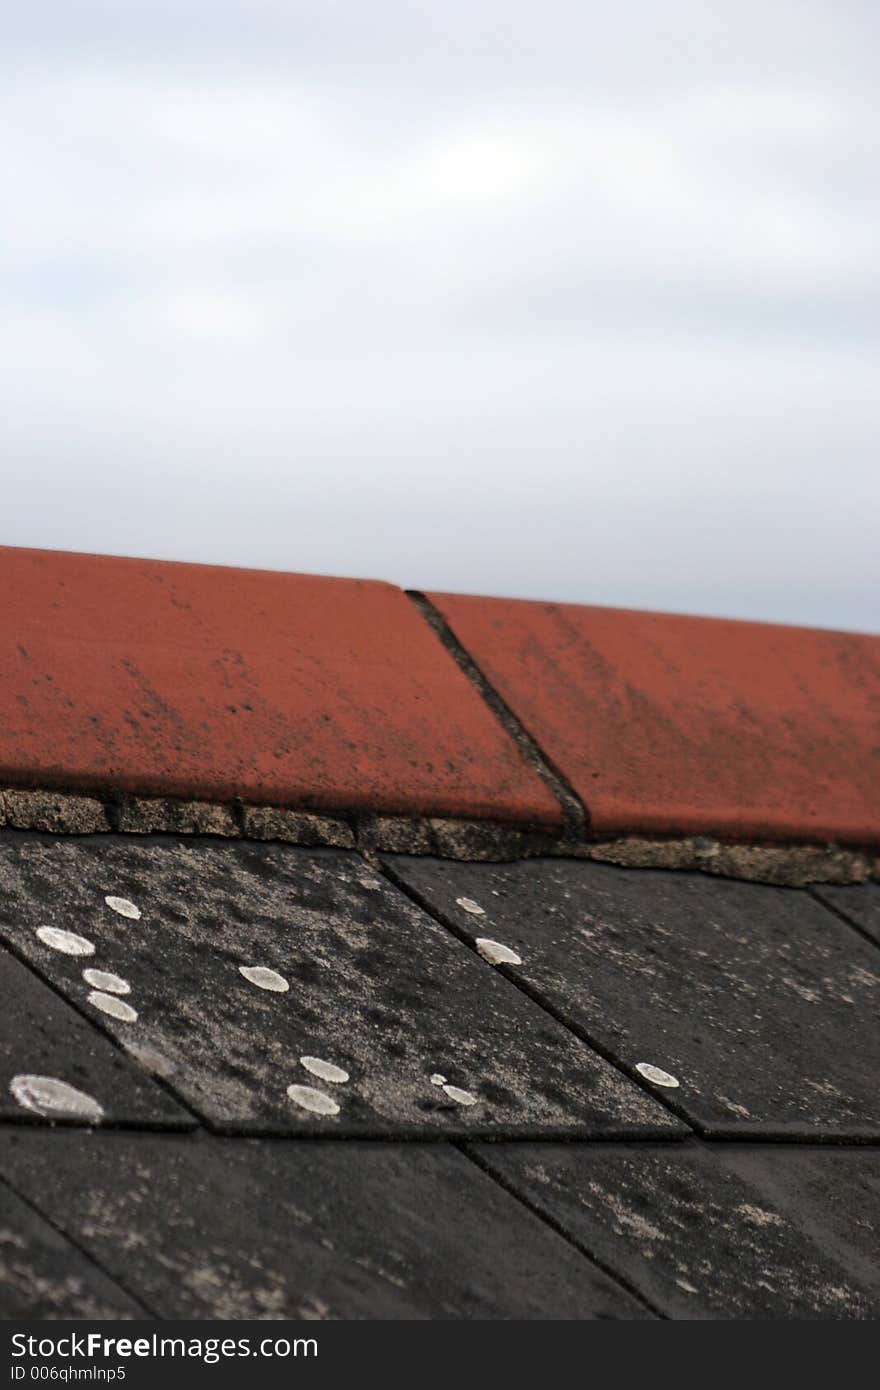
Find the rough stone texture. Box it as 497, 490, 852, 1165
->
4, 788, 877, 887
241, 805, 354, 848
577, 835, 877, 886
813, 884, 880, 946
358, 814, 555, 861
0, 1130, 651, 1320
387, 856, 880, 1138
472, 1141, 880, 1319
1, 788, 109, 834
0, 1174, 144, 1319
0, 834, 680, 1138
110, 795, 239, 838
429, 592, 880, 846
0, 944, 190, 1129
0, 546, 560, 827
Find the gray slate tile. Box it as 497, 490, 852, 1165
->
0, 834, 680, 1137
387, 856, 880, 1138
0, 1175, 143, 1319
471, 1141, 880, 1319
0, 945, 190, 1129
0, 1129, 651, 1320
813, 884, 880, 947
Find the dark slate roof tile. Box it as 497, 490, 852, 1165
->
0, 835, 681, 1138
813, 884, 880, 947
0, 1173, 144, 1319
0, 1130, 651, 1320
470, 1141, 880, 1319
0, 944, 191, 1130
387, 856, 880, 1138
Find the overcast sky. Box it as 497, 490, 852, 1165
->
2, 2, 878, 630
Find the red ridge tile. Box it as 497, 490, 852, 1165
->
429, 594, 880, 845
0, 548, 560, 827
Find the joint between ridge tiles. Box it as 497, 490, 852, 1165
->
405, 591, 589, 841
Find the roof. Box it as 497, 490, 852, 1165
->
1, 545, 878, 883
0, 546, 878, 1320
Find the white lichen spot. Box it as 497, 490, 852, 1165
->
286, 1084, 340, 1116
430, 1073, 447, 1087
82, 969, 131, 996
10, 1075, 104, 1124
736, 1203, 783, 1228
300, 1056, 349, 1085
442, 1084, 479, 1106
88, 991, 138, 1024
455, 897, 485, 916
635, 1062, 680, 1088
104, 896, 141, 920
239, 965, 289, 993
676, 1279, 698, 1295
475, 937, 522, 967
35, 926, 95, 957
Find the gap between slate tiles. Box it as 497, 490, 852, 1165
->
808, 886, 880, 953
0, 835, 680, 1140
0, 1128, 653, 1320
455, 1139, 667, 1320
0, 931, 202, 1133
465, 1136, 880, 1319
2, 1118, 878, 1147
6, 1126, 876, 1320
2, 1125, 655, 1321
5, 830, 873, 1147
384, 856, 880, 1142
0, 946, 195, 1133
0, 1168, 156, 1319
378, 856, 697, 1136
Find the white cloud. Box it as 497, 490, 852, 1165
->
0, 3, 877, 630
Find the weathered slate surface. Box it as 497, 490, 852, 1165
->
814, 884, 880, 947
0, 1172, 144, 1319
472, 1141, 880, 1319
0, 945, 190, 1129
387, 856, 880, 1137
0, 1130, 651, 1320
0, 834, 681, 1137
